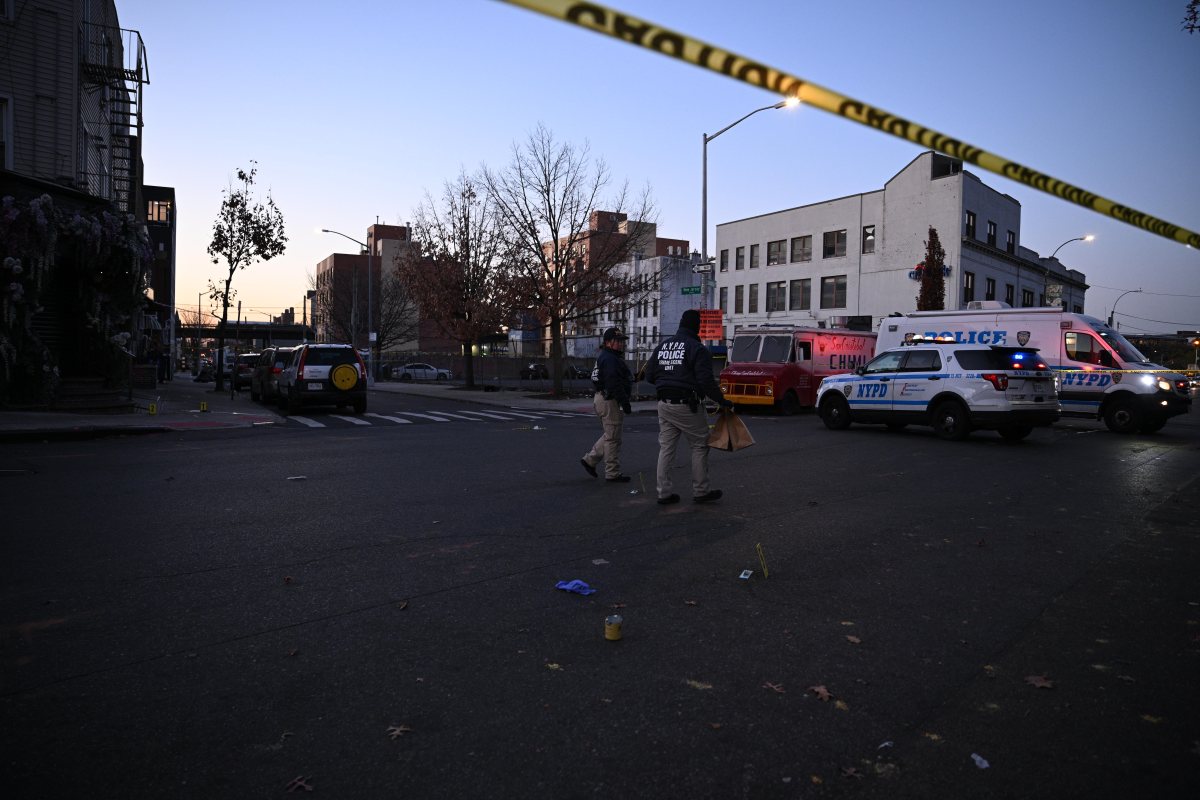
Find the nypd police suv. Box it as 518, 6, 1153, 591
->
876, 304, 1190, 434
816, 338, 1060, 441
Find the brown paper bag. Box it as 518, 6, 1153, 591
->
709, 410, 732, 450
709, 409, 755, 451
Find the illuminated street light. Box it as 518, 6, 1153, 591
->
702, 97, 799, 315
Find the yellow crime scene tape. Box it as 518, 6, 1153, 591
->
496, 0, 1200, 250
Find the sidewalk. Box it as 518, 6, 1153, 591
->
0, 374, 655, 441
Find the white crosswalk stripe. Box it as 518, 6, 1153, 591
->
455, 410, 528, 421
365, 412, 412, 424
282, 407, 591, 429
423, 411, 483, 421
396, 412, 451, 423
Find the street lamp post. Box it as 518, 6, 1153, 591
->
702, 98, 798, 312
1044, 235, 1093, 307
321, 228, 373, 380
1107, 288, 1142, 328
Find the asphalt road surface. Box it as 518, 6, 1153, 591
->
2, 399, 1197, 798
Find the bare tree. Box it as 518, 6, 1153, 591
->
373, 262, 422, 358
482, 124, 657, 396
206, 163, 287, 390
176, 306, 205, 370
916, 226, 947, 311
1185, 0, 1199, 33
309, 249, 421, 359
399, 170, 521, 388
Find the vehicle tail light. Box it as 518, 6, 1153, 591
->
356, 352, 367, 379
296, 349, 308, 379
982, 373, 1009, 391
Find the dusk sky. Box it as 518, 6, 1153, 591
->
120, 0, 1199, 336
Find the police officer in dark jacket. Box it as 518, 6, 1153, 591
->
644, 309, 732, 504
580, 327, 634, 483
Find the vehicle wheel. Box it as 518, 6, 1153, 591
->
885, 422, 907, 432
353, 398, 366, 414
285, 388, 300, 416
1103, 397, 1140, 434
932, 400, 970, 441
820, 395, 852, 430
776, 391, 801, 416
998, 424, 1033, 442
400, 373, 412, 382
250, 386, 260, 402
1138, 417, 1166, 434
437, 373, 447, 381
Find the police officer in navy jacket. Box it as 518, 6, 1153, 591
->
644, 309, 732, 504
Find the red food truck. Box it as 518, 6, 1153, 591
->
719, 325, 877, 414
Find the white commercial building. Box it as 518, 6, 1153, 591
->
713, 152, 1088, 345
565, 254, 700, 360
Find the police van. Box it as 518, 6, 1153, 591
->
816, 339, 1059, 441
876, 303, 1191, 434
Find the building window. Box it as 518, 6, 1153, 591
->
766, 281, 786, 312
963, 271, 975, 304
0, 2, 10, 23
862, 225, 875, 254
822, 229, 847, 258
1022, 289, 1034, 307
820, 275, 847, 309
735, 246, 745, 270
734, 285, 744, 314
147, 199, 172, 224
964, 210, 976, 239
652, 298, 658, 317
767, 240, 785, 266
985, 277, 996, 301
789, 278, 811, 310
1073, 304, 1082, 314
719, 287, 728, 312
790, 235, 812, 262
719, 249, 728, 272
749, 243, 759, 269
1006, 230, 1015, 254
748, 284, 759, 313
1005, 284, 1015, 306
986, 221, 996, 247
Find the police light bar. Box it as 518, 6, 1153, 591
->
901, 334, 957, 345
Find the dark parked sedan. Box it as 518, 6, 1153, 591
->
250, 346, 294, 403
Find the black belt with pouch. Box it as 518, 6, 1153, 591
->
659, 390, 699, 412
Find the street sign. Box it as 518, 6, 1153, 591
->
681, 286, 701, 295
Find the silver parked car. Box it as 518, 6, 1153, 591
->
393, 362, 451, 381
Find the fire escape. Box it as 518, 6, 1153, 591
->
78, 23, 149, 216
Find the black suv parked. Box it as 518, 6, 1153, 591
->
276, 344, 368, 414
